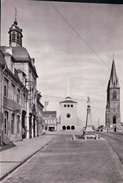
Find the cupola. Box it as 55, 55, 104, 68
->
8, 8, 23, 47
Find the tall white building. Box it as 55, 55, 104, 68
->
59, 76, 78, 131
60, 96, 78, 131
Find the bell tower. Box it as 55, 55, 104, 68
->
105, 59, 121, 129
8, 8, 23, 47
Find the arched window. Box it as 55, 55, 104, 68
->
62, 126, 66, 130
11, 113, 15, 134
17, 115, 20, 134
113, 116, 116, 124
4, 111, 8, 134
113, 91, 117, 100
71, 126, 75, 130
67, 126, 70, 130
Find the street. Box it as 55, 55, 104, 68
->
97, 132, 123, 164
1, 133, 123, 183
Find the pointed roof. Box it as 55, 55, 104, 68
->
108, 60, 120, 89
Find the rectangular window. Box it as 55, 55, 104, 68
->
11, 84, 15, 100
17, 89, 20, 103
11, 113, 14, 134
4, 78, 8, 97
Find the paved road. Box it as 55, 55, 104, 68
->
98, 132, 123, 164
1, 134, 123, 183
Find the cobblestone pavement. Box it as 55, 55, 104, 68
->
0, 135, 55, 181
1, 134, 123, 183
97, 132, 123, 164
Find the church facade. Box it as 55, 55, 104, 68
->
59, 96, 78, 131
105, 59, 121, 132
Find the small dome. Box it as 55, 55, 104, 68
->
12, 47, 31, 61
65, 96, 72, 100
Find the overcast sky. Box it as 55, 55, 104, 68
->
1, 0, 123, 127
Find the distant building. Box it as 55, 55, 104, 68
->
43, 111, 57, 131
105, 59, 121, 132
0, 15, 44, 143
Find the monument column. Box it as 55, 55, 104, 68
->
85, 97, 93, 132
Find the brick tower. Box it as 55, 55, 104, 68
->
105, 59, 121, 131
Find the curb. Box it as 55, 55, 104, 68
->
0, 137, 55, 182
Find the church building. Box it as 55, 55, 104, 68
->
105, 59, 121, 132
59, 76, 78, 131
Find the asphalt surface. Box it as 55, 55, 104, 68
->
1, 133, 123, 183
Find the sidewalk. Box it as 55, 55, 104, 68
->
0, 134, 56, 181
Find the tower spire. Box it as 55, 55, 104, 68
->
14, 7, 18, 25
109, 59, 119, 88
15, 7, 17, 22
65, 73, 71, 100
105, 58, 121, 130
67, 73, 70, 97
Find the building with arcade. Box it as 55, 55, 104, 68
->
0, 15, 44, 144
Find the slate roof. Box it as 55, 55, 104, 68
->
60, 96, 77, 104
17, 69, 26, 76
60, 100, 77, 103
1, 46, 30, 61
0, 46, 38, 77
0, 50, 6, 67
